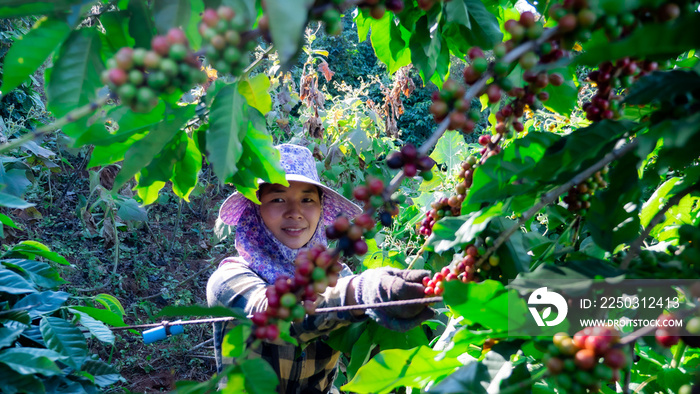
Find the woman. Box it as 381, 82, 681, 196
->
207, 144, 433, 393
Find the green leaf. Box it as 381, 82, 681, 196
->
157, 304, 247, 319
138, 127, 190, 188
184, 0, 204, 50
542, 66, 578, 115
370, 12, 412, 74
487, 218, 531, 277
430, 130, 469, 174
0, 326, 24, 349
429, 362, 488, 393
46, 28, 104, 118
81, 359, 121, 387
361, 238, 406, 269
0, 0, 96, 18
70, 308, 115, 344
99, 11, 134, 54
116, 198, 148, 222
135, 178, 166, 205
171, 134, 202, 201
238, 74, 272, 115
509, 259, 625, 292
656, 366, 694, 393
324, 321, 368, 355
466, 133, 560, 205
222, 324, 250, 358
114, 104, 194, 189
641, 113, 700, 172
5, 241, 70, 265
1, 259, 65, 288
0, 348, 63, 376
409, 16, 439, 83
0, 267, 36, 294
69, 306, 127, 328
14, 291, 70, 318
346, 327, 376, 379
94, 293, 125, 317
40, 316, 89, 369
425, 204, 503, 253
625, 69, 700, 106
372, 323, 429, 350
0, 168, 31, 199
265, 0, 314, 67
641, 177, 680, 228
0, 309, 30, 325
153, 0, 191, 33
587, 148, 642, 251
128, 0, 156, 48
78, 103, 166, 146
0, 363, 44, 394
207, 83, 248, 184
0, 213, 18, 229
0, 192, 33, 209
575, 13, 700, 66
240, 358, 279, 394
354, 9, 372, 42
443, 280, 526, 332
444, 0, 503, 49
342, 346, 462, 394
0, 17, 71, 97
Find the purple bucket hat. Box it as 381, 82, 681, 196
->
218, 144, 363, 226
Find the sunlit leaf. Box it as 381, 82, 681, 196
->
1, 17, 71, 97
342, 346, 461, 394
265, 0, 314, 67
207, 83, 247, 184
46, 28, 104, 118
238, 74, 272, 115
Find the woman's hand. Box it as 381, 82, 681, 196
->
351, 268, 435, 331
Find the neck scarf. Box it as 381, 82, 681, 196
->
232, 198, 328, 284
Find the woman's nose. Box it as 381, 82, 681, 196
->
284, 202, 303, 218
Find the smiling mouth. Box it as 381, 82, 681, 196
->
282, 227, 307, 236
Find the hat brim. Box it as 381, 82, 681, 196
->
218, 174, 363, 226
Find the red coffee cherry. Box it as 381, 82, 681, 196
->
368, 178, 385, 195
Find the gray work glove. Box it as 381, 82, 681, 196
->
354, 267, 435, 332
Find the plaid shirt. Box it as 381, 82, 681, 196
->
207, 258, 365, 394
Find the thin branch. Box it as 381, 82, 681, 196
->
242, 45, 275, 76
632, 375, 655, 394
620, 183, 699, 269
189, 338, 214, 352
406, 246, 425, 270
670, 341, 686, 369
385, 27, 560, 198
0, 95, 111, 155
475, 138, 639, 268
110, 296, 444, 331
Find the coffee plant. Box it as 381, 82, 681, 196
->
2, 0, 700, 393
0, 241, 125, 393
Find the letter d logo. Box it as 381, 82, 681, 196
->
528, 287, 568, 327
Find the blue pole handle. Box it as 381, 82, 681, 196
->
142, 320, 184, 344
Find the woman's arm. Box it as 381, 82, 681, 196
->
207, 260, 366, 343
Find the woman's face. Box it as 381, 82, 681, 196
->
259, 181, 322, 249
